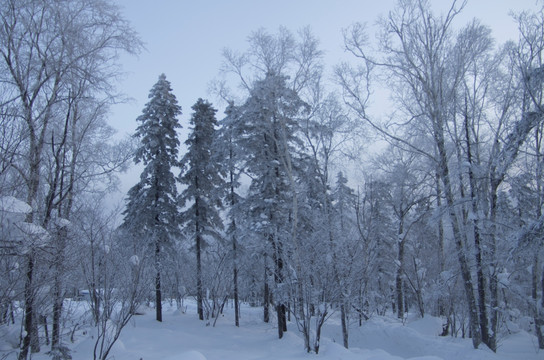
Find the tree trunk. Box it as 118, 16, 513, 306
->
19, 253, 35, 360
51, 225, 68, 350
41, 315, 49, 346
341, 303, 349, 349
313, 309, 327, 354
30, 310, 40, 354
228, 146, 240, 327
196, 231, 203, 321
396, 217, 405, 319
487, 182, 500, 352
263, 282, 270, 323
464, 114, 490, 347
532, 255, 544, 349
434, 125, 482, 348
263, 255, 270, 323
155, 241, 162, 322
277, 304, 287, 339
273, 238, 286, 338
195, 193, 204, 321
233, 236, 240, 326
541, 263, 544, 349
51, 281, 62, 349
534, 127, 544, 349
408, 257, 425, 318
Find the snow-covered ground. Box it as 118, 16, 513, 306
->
4, 300, 542, 360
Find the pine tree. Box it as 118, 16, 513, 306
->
178, 98, 224, 321
122, 74, 181, 322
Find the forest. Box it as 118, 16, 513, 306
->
1, 0, 544, 359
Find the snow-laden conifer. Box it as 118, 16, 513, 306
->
122, 74, 181, 322
178, 98, 225, 321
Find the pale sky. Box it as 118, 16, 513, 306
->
112, 0, 539, 135
110, 0, 540, 201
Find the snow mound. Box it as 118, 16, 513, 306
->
133, 304, 152, 315
406, 316, 443, 336
166, 350, 207, 360
0, 196, 31, 214
54, 217, 71, 228
0, 325, 20, 350
112, 339, 126, 351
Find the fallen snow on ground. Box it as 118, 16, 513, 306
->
8, 300, 544, 360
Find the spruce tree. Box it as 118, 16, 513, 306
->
122, 74, 181, 322
178, 98, 224, 321
217, 102, 244, 326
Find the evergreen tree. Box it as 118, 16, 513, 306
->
332, 172, 357, 233
178, 98, 224, 321
122, 74, 181, 322
237, 72, 307, 338
217, 102, 244, 326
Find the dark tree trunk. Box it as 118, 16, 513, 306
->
19, 254, 35, 360
195, 185, 204, 321
232, 229, 240, 327
532, 255, 544, 349
487, 182, 500, 352
536, 127, 544, 350
277, 303, 287, 339
464, 115, 490, 347
273, 237, 286, 338
155, 241, 162, 322
263, 262, 270, 323
341, 303, 349, 349
229, 146, 240, 327
196, 231, 203, 321
41, 315, 49, 346
540, 263, 544, 349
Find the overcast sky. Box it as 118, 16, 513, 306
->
108, 0, 540, 204
111, 0, 539, 135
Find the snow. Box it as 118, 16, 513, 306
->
3, 300, 542, 360
498, 269, 510, 289
51, 302, 544, 359
11, 222, 50, 248
0, 196, 32, 215
54, 217, 71, 228
130, 254, 140, 266
16, 222, 48, 238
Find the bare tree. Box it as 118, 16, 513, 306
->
510, 5, 544, 349
0, 1, 142, 358
338, 0, 489, 348
339, 0, 544, 351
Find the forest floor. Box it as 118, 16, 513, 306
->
2, 299, 542, 360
